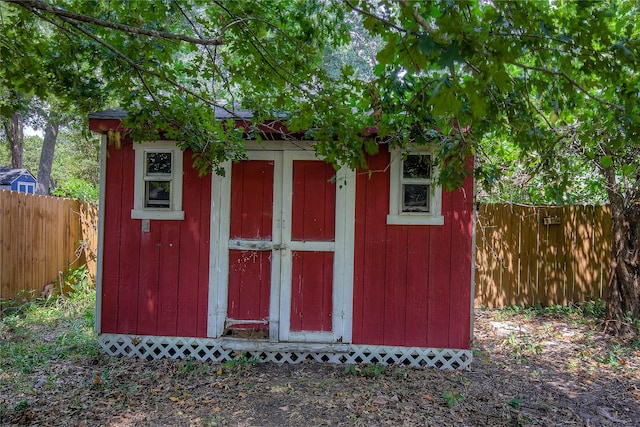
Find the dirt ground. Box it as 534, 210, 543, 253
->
2, 308, 640, 426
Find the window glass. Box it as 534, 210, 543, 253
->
146, 181, 171, 208
403, 184, 430, 212
403, 154, 431, 179
146, 152, 172, 175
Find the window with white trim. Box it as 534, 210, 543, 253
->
387, 149, 443, 225
18, 182, 35, 194
131, 141, 184, 220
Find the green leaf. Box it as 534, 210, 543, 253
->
600, 156, 613, 168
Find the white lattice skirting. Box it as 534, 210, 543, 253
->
98, 334, 472, 370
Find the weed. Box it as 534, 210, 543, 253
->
506, 397, 522, 409
442, 391, 464, 408
392, 368, 408, 379
221, 352, 260, 372
505, 332, 543, 360
201, 415, 225, 426
0, 265, 97, 392
509, 414, 532, 427
344, 363, 385, 378
595, 344, 626, 366
13, 400, 29, 411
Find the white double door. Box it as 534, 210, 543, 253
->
208, 149, 355, 344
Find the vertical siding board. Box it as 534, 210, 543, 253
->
137, 226, 160, 336
351, 168, 367, 344
100, 145, 123, 332
177, 160, 204, 337
427, 190, 453, 348
448, 184, 473, 349
356, 150, 389, 345
156, 223, 181, 336
196, 173, 212, 337
404, 228, 429, 347
383, 226, 408, 345
116, 143, 141, 334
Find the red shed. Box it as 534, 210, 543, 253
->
89, 109, 475, 369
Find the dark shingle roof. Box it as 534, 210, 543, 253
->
0, 167, 35, 185
88, 106, 285, 121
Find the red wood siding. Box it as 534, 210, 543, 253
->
100, 139, 211, 337
353, 145, 473, 349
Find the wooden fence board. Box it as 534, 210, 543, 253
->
0, 190, 98, 301
476, 204, 612, 308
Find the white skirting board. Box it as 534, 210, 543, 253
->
98, 334, 473, 370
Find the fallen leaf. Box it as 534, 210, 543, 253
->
239, 392, 247, 398
372, 396, 388, 405
217, 368, 223, 376
423, 394, 435, 401
169, 396, 180, 402
279, 406, 289, 411
212, 406, 222, 412
150, 388, 161, 393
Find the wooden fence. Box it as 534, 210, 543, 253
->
474, 204, 611, 308
0, 192, 612, 308
0, 190, 98, 301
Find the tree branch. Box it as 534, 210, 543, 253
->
7, 0, 224, 46
396, 0, 437, 36
344, 0, 409, 34
28, 7, 228, 113
509, 61, 625, 112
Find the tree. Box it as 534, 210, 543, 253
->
3, 0, 639, 333
1, 1, 105, 192
347, 0, 640, 334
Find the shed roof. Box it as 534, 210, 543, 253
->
0, 167, 35, 185
88, 105, 265, 121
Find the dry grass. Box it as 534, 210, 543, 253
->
1, 294, 639, 426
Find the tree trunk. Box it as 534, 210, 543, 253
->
2, 113, 24, 168
603, 168, 640, 336
36, 120, 59, 195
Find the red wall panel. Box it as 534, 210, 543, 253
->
353, 145, 473, 350
101, 139, 211, 338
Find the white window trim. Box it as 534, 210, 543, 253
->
387, 148, 444, 225
131, 140, 184, 220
